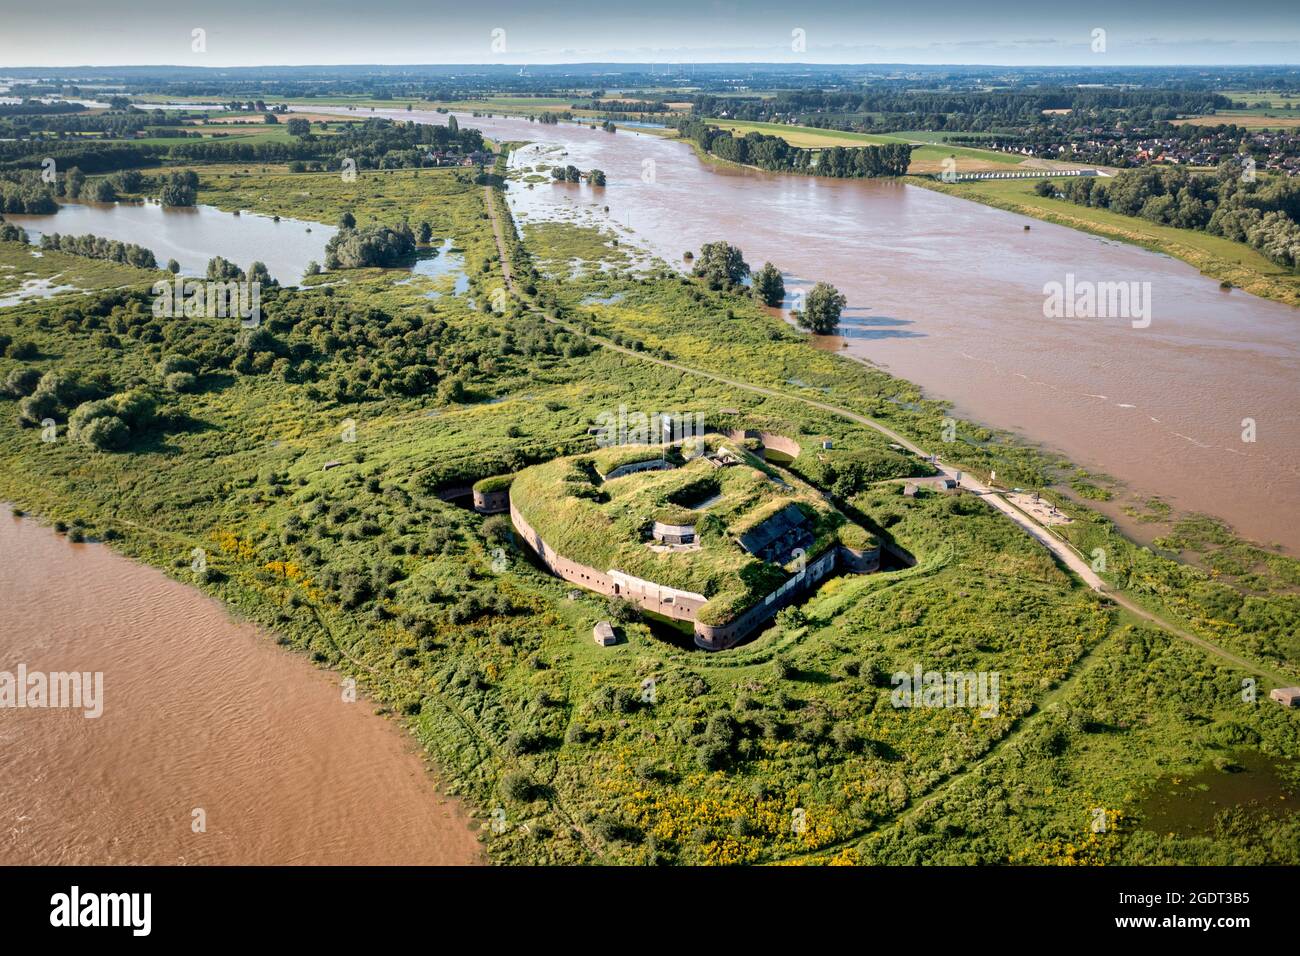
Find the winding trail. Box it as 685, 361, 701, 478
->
483, 181, 1295, 688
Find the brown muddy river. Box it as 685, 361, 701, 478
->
0, 513, 481, 865
313, 105, 1299, 552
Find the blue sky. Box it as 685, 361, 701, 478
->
1, 0, 1298, 66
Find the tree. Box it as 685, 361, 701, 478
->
692, 241, 749, 291
338, 210, 356, 229
109, 169, 143, 193
159, 171, 197, 207
752, 261, 785, 307
417, 220, 433, 243
62, 166, 86, 200
247, 261, 276, 288
166, 259, 180, 274
795, 281, 847, 334
88, 179, 117, 202
447, 114, 458, 135
263, 112, 279, 124
323, 222, 416, 269
206, 256, 245, 281
588, 168, 607, 187
286, 118, 311, 138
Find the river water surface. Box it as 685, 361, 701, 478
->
0, 514, 481, 865
309, 105, 1299, 552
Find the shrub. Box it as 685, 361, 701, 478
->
590, 814, 641, 844
157, 355, 195, 376
500, 772, 535, 802
4, 367, 41, 397
17, 390, 60, 427
505, 729, 544, 756
481, 514, 512, 546
605, 596, 640, 624
164, 371, 197, 393
77, 414, 130, 450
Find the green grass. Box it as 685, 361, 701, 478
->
0, 241, 163, 301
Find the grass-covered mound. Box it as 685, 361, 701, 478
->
472, 473, 514, 494
511, 438, 867, 624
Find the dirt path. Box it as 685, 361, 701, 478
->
482, 198, 1295, 686
484, 185, 514, 294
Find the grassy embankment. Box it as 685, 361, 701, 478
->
913, 175, 1300, 307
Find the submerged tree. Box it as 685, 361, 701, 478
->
692, 241, 749, 291
752, 261, 785, 307
795, 281, 847, 334
159, 170, 198, 207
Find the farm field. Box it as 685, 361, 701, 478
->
1175, 110, 1300, 128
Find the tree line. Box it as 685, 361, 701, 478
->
676, 118, 911, 178
691, 88, 1232, 135
38, 232, 158, 269
1044, 163, 1300, 269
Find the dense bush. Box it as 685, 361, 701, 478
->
324, 222, 416, 269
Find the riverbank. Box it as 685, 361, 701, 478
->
0, 241, 161, 307
911, 175, 1300, 308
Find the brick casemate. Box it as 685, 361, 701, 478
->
510, 492, 845, 650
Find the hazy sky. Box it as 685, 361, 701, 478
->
2, 0, 1298, 67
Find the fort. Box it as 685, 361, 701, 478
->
508, 437, 879, 650
471, 474, 513, 514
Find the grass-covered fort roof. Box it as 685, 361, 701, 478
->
510, 438, 873, 625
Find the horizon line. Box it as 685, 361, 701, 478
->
5, 61, 1299, 71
